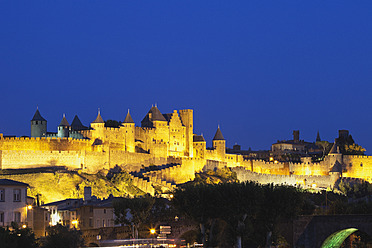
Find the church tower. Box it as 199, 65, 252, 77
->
122, 110, 135, 152
58, 114, 70, 138
213, 126, 226, 161
31, 108, 47, 137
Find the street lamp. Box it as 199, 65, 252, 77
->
150, 228, 156, 248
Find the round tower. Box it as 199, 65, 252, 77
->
90, 110, 105, 141
58, 114, 70, 138
213, 126, 226, 161
31, 108, 47, 137
122, 110, 135, 152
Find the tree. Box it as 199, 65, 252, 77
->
344, 143, 366, 155
316, 141, 332, 158
258, 184, 304, 248
114, 195, 155, 239
172, 184, 220, 247
215, 182, 262, 248
0, 225, 38, 248
104, 120, 122, 128
42, 224, 84, 248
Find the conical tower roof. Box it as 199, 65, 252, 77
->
213, 126, 225, 141
329, 139, 340, 154
71, 115, 87, 130
92, 110, 104, 124
316, 131, 321, 142
59, 114, 70, 127
123, 110, 135, 124
31, 108, 46, 122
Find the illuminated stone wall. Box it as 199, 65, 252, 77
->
234, 167, 338, 189
342, 155, 372, 182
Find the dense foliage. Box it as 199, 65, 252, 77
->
41, 224, 84, 248
0, 224, 38, 248
172, 182, 305, 248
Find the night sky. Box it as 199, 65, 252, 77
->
1, 1, 372, 153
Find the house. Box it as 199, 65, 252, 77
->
0, 179, 29, 228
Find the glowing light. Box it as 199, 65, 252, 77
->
150, 228, 156, 234
312, 183, 317, 188
274, 160, 278, 164
321, 228, 358, 248
71, 220, 78, 228
169, 194, 174, 199
27, 205, 32, 210
269, 157, 274, 161
22, 224, 27, 228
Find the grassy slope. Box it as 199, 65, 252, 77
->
0, 169, 144, 204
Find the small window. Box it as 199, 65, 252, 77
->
13, 189, 21, 202
0, 189, 4, 201
14, 212, 21, 223
103, 209, 106, 214
0, 212, 4, 223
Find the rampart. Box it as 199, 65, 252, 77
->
0, 136, 93, 151
342, 155, 372, 182
233, 167, 338, 189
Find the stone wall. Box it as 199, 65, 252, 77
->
233, 167, 338, 189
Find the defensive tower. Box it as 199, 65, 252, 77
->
58, 114, 70, 138
213, 126, 225, 161
31, 108, 47, 138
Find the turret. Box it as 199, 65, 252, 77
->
179, 109, 194, 157
57, 114, 70, 138
31, 108, 47, 137
122, 110, 135, 152
213, 126, 226, 161
90, 110, 105, 141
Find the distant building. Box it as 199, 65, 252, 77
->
42, 187, 116, 231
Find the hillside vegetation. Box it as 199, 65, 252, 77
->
0, 168, 144, 204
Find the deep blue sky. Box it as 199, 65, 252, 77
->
1, 1, 372, 152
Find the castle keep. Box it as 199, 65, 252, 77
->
1, 106, 372, 194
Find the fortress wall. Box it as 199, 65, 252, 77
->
0, 137, 92, 151
83, 151, 110, 172
0, 150, 82, 169
343, 155, 372, 182
234, 167, 337, 189
290, 161, 329, 176
225, 154, 244, 167
249, 160, 289, 175
129, 175, 155, 196
159, 157, 206, 184
110, 150, 153, 172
